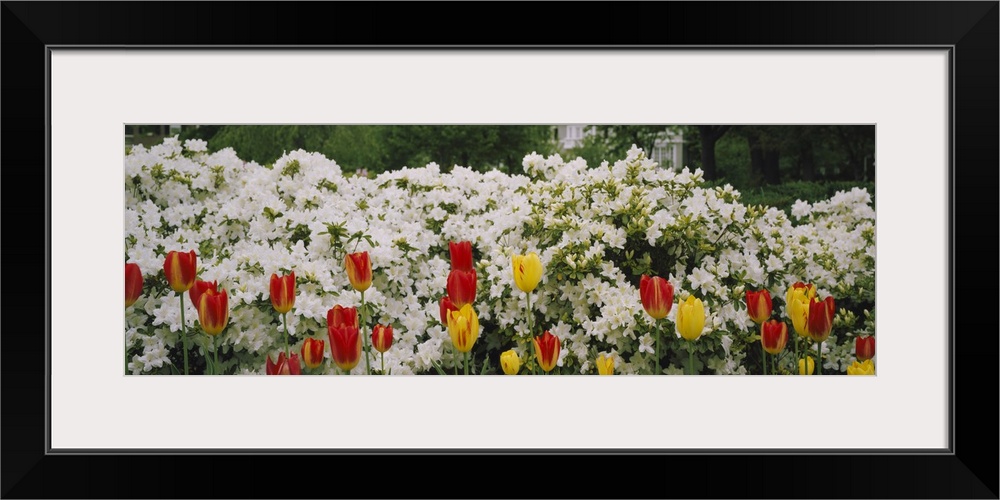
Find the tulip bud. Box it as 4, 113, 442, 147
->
639, 275, 674, 320
372, 324, 393, 353
447, 304, 480, 353
446, 269, 477, 307
197, 288, 229, 336
786, 282, 816, 338
301, 337, 325, 369
266, 352, 302, 375
327, 325, 362, 371
439, 296, 458, 325
449, 241, 474, 272
125, 263, 143, 308
745, 289, 772, 324
798, 355, 815, 375
806, 296, 836, 342
855, 336, 875, 361
596, 353, 614, 375
847, 359, 875, 375
675, 296, 706, 341
189, 280, 219, 312
344, 251, 372, 292
760, 319, 789, 355
500, 349, 520, 375
270, 272, 296, 314
163, 250, 197, 293
532, 330, 560, 372
512, 252, 543, 293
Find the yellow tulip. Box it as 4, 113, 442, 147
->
786, 282, 816, 338
596, 354, 614, 375
512, 252, 543, 293
798, 355, 815, 375
500, 349, 520, 375
447, 304, 480, 353
846, 359, 875, 375
675, 296, 706, 341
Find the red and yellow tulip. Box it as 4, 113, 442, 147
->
266, 352, 302, 375
327, 305, 358, 331
327, 324, 362, 372
344, 251, 372, 292
125, 263, 143, 307
855, 336, 875, 361
300, 337, 325, 369
189, 280, 218, 312
745, 289, 772, 324
163, 250, 197, 293
785, 282, 816, 337
447, 304, 479, 353
270, 272, 296, 314
639, 275, 674, 320
446, 269, 477, 308
532, 330, 560, 373
500, 349, 520, 375
512, 252, 543, 293
197, 288, 229, 336
439, 296, 458, 325
760, 319, 788, 355
806, 296, 836, 343
372, 324, 393, 353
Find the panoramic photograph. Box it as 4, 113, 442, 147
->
123, 124, 875, 376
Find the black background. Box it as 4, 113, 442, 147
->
2, 2, 997, 498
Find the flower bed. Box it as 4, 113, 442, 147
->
124, 137, 875, 375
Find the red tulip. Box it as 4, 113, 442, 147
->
197, 288, 229, 336
266, 352, 302, 375
639, 275, 674, 320
327, 305, 358, 330
372, 324, 393, 353
125, 263, 143, 307
449, 241, 473, 272
439, 296, 458, 325
855, 336, 875, 361
532, 330, 561, 373
446, 269, 476, 307
328, 325, 362, 371
189, 280, 219, 312
760, 319, 789, 355
163, 250, 197, 293
344, 251, 372, 292
270, 272, 296, 314
806, 296, 836, 342
745, 289, 773, 324
301, 337, 325, 369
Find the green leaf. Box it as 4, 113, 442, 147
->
430, 359, 447, 376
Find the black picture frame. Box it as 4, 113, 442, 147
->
3, 2, 997, 498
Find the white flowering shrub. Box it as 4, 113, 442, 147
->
125, 137, 875, 375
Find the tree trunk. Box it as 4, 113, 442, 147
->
697, 125, 729, 181
747, 133, 764, 183
799, 142, 816, 181
763, 148, 780, 185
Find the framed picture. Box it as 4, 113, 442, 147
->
6, 2, 996, 498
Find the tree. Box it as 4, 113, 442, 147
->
696, 125, 731, 181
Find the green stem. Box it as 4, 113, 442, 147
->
688, 342, 695, 375
214, 335, 220, 375
763, 349, 767, 376
816, 341, 822, 375
381, 352, 385, 375
654, 321, 659, 375
464, 351, 469, 376
180, 294, 189, 375
282, 312, 289, 358
361, 291, 371, 375
794, 335, 800, 375
527, 291, 535, 376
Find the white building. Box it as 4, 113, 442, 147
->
554, 125, 685, 169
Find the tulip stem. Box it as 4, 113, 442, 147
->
763, 350, 767, 376
282, 312, 289, 358
214, 335, 220, 375
180, 294, 189, 375
464, 352, 469, 376
794, 336, 799, 375
816, 341, 822, 375
654, 321, 660, 375
688, 342, 695, 376
526, 291, 535, 376
381, 352, 385, 375
361, 291, 371, 375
